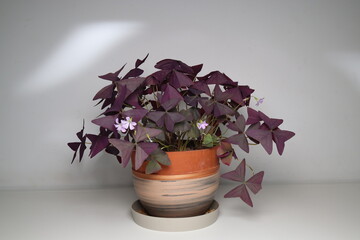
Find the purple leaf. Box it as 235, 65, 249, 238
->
225, 133, 249, 153
246, 124, 273, 154
169, 71, 194, 88
227, 115, 246, 132
272, 128, 295, 155
91, 115, 118, 132
122, 108, 148, 122
147, 111, 166, 127
224, 184, 253, 207
93, 84, 114, 100
145, 70, 170, 85
133, 125, 162, 142
145, 160, 162, 174
246, 108, 262, 125
213, 102, 234, 117
86, 134, 109, 158
68, 142, 80, 163
118, 77, 145, 96
164, 112, 186, 132
190, 81, 211, 96
198, 98, 214, 115
68, 142, 81, 151
155, 59, 194, 74
160, 84, 184, 111
98, 64, 126, 81
104, 86, 127, 114
190, 64, 203, 77
198, 71, 237, 86
246, 171, 264, 194
123, 68, 144, 79
221, 159, 246, 182
135, 142, 159, 170
108, 139, 134, 168
214, 84, 233, 102
135, 53, 149, 68
259, 111, 283, 130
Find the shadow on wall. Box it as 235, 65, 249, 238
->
18, 21, 143, 95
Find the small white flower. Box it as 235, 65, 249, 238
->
197, 120, 209, 130
115, 117, 137, 133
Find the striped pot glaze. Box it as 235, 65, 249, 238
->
132, 147, 220, 218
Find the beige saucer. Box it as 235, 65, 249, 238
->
131, 200, 219, 232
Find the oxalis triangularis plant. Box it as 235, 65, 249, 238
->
68, 54, 295, 207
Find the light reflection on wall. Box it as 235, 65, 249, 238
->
329, 52, 360, 90
19, 21, 142, 94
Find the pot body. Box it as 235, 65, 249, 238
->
132, 147, 220, 218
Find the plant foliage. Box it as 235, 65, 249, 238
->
68, 55, 295, 207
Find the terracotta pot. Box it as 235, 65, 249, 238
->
132, 147, 220, 218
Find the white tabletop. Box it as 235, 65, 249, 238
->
1, 183, 359, 240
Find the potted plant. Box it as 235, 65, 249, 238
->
68, 55, 295, 218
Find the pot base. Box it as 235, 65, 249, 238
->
131, 200, 219, 232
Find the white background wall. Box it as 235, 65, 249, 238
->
0, 0, 359, 190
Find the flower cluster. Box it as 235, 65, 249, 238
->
115, 117, 137, 133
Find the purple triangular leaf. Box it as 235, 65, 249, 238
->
135, 53, 149, 68
213, 102, 234, 117
93, 84, 114, 100
272, 128, 295, 155
199, 71, 237, 86
246, 171, 264, 194
122, 108, 148, 122
246, 108, 262, 125
145, 159, 162, 174
169, 70, 194, 88
198, 98, 214, 115
259, 111, 283, 130
68, 142, 80, 152
164, 112, 186, 132
221, 159, 246, 182
123, 68, 144, 79
86, 134, 109, 158
155, 59, 194, 74
118, 77, 145, 96
191, 64, 203, 77
224, 184, 253, 207
108, 139, 134, 168
224, 133, 249, 153
133, 125, 163, 142
147, 111, 165, 128
135, 142, 159, 170
91, 115, 118, 132
98, 64, 126, 81
160, 84, 184, 111
247, 125, 273, 154
214, 84, 233, 102
190, 81, 211, 96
